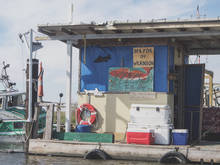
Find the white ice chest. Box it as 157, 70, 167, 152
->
127, 122, 173, 145
130, 104, 172, 125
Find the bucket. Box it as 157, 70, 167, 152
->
172, 129, 188, 145
75, 125, 91, 133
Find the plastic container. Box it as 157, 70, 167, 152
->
128, 122, 173, 145
75, 125, 91, 133
130, 104, 172, 125
126, 127, 154, 145
172, 129, 188, 145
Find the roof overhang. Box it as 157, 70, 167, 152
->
37, 19, 220, 55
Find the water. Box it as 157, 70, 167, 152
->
1, 153, 192, 165
0, 143, 195, 165
0, 152, 199, 165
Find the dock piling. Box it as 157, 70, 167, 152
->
32, 104, 40, 138
44, 104, 54, 140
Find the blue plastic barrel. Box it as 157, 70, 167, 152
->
75, 125, 91, 133
172, 129, 188, 145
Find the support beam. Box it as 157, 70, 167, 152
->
154, 29, 165, 32
190, 37, 209, 49
48, 30, 220, 41
201, 27, 210, 31
113, 30, 122, 33
178, 28, 187, 31
186, 48, 220, 55
132, 29, 143, 33
38, 28, 55, 36
61, 28, 75, 35
89, 27, 102, 34
65, 40, 73, 132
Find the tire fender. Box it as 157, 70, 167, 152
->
160, 151, 188, 164
84, 149, 112, 160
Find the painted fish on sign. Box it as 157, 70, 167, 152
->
108, 67, 153, 92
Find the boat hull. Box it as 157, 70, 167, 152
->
0, 134, 25, 143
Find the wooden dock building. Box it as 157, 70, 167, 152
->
32, 18, 220, 163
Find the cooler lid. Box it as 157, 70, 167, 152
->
131, 104, 170, 110
172, 129, 188, 133
127, 127, 154, 133
128, 122, 174, 129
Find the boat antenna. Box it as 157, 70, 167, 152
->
0, 61, 16, 91
69, 0, 74, 24
196, 5, 200, 19
196, 5, 206, 19
19, 33, 24, 43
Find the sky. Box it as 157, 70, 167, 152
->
0, 0, 220, 103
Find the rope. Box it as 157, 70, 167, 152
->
24, 121, 34, 143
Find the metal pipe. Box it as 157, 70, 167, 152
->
27, 29, 33, 122
65, 40, 73, 132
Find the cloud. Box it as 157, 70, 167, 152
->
74, 0, 208, 23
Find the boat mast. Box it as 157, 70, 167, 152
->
27, 29, 33, 122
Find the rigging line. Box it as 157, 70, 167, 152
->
32, 29, 40, 34
205, 55, 208, 64
189, 57, 193, 64
23, 34, 30, 49
33, 29, 46, 38
19, 38, 26, 91
194, 55, 198, 64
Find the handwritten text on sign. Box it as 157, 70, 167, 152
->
133, 47, 154, 67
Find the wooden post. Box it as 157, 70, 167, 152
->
25, 59, 39, 151
44, 104, 54, 140
32, 104, 40, 138
25, 59, 39, 119
56, 105, 61, 132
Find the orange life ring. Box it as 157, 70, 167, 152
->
76, 104, 97, 125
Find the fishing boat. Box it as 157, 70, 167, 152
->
0, 62, 46, 143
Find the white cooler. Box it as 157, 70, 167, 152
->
130, 104, 172, 125
128, 122, 173, 145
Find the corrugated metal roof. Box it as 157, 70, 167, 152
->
37, 18, 220, 55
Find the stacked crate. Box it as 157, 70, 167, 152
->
127, 104, 173, 145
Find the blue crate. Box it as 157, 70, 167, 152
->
75, 125, 91, 133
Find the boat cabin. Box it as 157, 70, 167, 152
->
0, 91, 26, 120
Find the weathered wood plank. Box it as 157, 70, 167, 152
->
32, 105, 40, 138
28, 139, 220, 163
28, 139, 185, 161
44, 104, 54, 140
56, 107, 61, 132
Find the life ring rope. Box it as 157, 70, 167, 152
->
91, 112, 97, 115
77, 103, 97, 126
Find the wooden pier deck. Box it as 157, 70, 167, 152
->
28, 139, 220, 163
